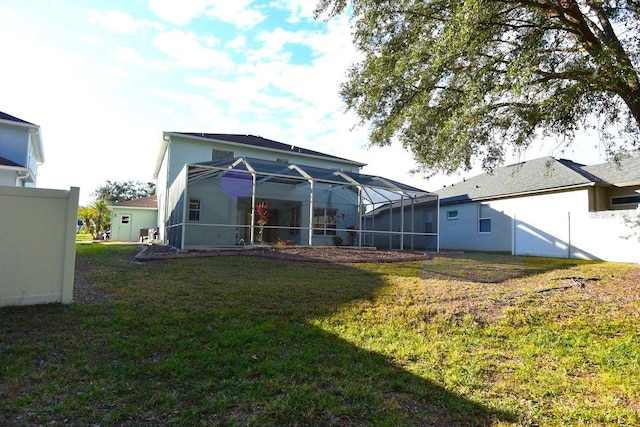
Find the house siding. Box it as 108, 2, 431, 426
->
440, 189, 640, 263
110, 208, 158, 241
0, 123, 29, 168
0, 169, 17, 186
439, 202, 512, 252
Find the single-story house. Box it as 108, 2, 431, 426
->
153, 132, 437, 250
108, 195, 158, 242
434, 156, 640, 263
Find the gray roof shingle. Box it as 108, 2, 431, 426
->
0, 156, 23, 167
0, 111, 36, 126
111, 195, 157, 208
581, 156, 640, 186
435, 157, 602, 204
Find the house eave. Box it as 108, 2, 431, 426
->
0, 164, 36, 183
108, 205, 158, 211
153, 136, 169, 179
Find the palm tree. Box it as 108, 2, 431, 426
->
77, 206, 94, 237
92, 200, 110, 239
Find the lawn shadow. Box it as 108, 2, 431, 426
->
1, 249, 517, 425
419, 252, 598, 284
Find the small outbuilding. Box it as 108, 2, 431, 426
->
108, 195, 158, 242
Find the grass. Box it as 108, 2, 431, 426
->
75, 233, 93, 243
1, 244, 639, 426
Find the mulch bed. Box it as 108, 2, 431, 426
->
135, 244, 438, 263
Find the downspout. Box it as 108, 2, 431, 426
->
181, 166, 188, 250
250, 172, 256, 246
15, 170, 30, 186
357, 186, 363, 247
308, 180, 314, 246
388, 199, 393, 249
436, 196, 440, 252
163, 136, 171, 244
410, 197, 415, 251
400, 194, 405, 251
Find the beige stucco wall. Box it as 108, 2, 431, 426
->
0, 186, 79, 306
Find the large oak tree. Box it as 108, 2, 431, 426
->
316, 0, 640, 174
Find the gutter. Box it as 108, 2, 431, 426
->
0, 165, 35, 186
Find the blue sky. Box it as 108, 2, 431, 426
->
0, 0, 608, 204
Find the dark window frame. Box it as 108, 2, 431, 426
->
188, 199, 201, 222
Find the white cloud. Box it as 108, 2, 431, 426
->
80, 35, 104, 46
148, 0, 206, 25
87, 10, 162, 33
153, 30, 234, 70
113, 46, 145, 66
226, 35, 247, 49
269, 0, 316, 23
204, 0, 266, 30
200, 34, 221, 47
151, 89, 237, 129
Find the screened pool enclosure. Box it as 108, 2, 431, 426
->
165, 157, 439, 250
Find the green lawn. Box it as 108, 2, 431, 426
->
1, 244, 639, 426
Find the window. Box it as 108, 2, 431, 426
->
478, 204, 491, 233
313, 208, 337, 235
121, 215, 130, 224
212, 149, 234, 162
188, 199, 200, 221
612, 195, 640, 206
447, 210, 458, 220
276, 158, 289, 164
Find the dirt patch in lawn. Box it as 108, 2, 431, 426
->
135, 244, 444, 263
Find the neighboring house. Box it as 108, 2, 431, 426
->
108, 195, 158, 242
152, 132, 435, 250
0, 111, 79, 306
0, 111, 44, 187
435, 156, 640, 263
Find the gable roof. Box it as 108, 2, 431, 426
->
581, 156, 640, 187
0, 111, 36, 126
154, 132, 366, 178
109, 195, 157, 209
435, 157, 602, 204
0, 155, 23, 167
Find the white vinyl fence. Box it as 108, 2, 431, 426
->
0, 186, 79, 306
514, 209, 640, 263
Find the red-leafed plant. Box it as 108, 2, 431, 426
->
256, 202, 270, 243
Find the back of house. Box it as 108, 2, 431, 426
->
436, 156, 640, 263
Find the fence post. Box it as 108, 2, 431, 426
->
61, 187, 80, 303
